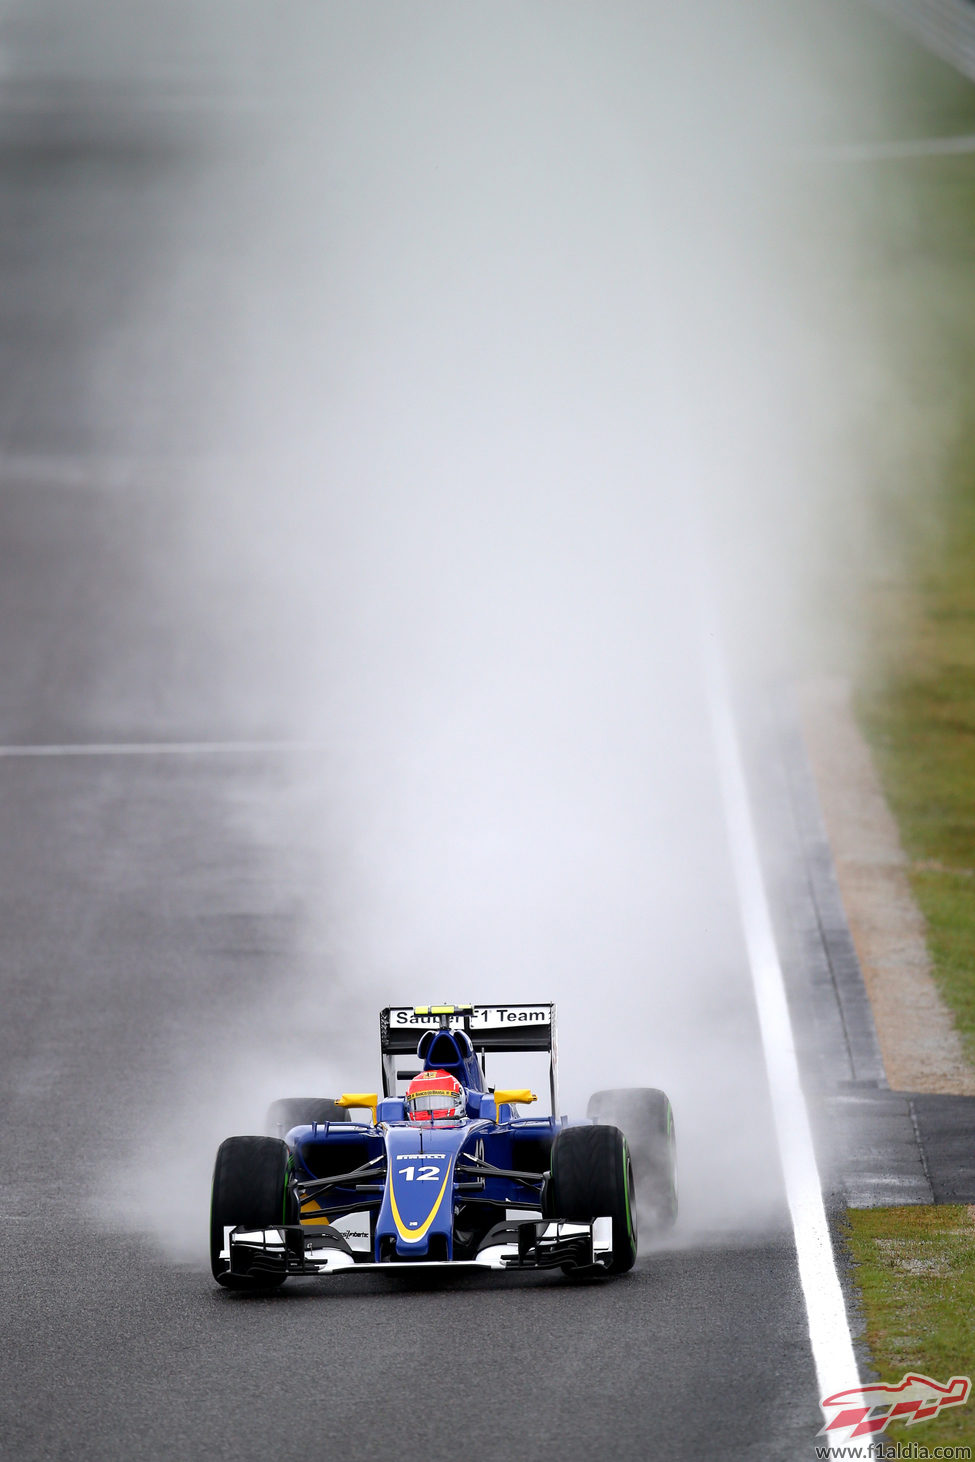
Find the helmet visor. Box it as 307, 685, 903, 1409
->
408, 1088, 465, 1120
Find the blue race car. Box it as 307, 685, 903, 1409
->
210, 1003, 677, 1287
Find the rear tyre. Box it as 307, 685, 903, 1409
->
210, 1136, 295, 1290
547, 1124, 637, 1275
587, 1087, 677, 1233
265, 1098, 350, 1139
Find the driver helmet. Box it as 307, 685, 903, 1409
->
405, 1069, 466, 1124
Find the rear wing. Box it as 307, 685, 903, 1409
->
379, 1003, 558, 1114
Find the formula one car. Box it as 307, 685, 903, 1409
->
210, 1003, 677, 1287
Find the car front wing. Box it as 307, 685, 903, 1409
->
222, 1217, 614, 1279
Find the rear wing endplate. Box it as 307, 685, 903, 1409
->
379, 1004, 558, 1113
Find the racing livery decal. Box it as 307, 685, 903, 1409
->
381, 1130, 456, 1247
389, 1004, 551, 1029
388, 1161, 452, 1243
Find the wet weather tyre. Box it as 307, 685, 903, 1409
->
587, 1087, 678, 1233
265, 1098, 350, 1138
548, 1124, 638, 1275
210, 1136, 295, 1290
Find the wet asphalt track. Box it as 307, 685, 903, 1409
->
0, 9, 854, 1459
0, 433, 824, 1462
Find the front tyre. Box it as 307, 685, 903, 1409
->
210, 1136, 295, 1290
548, 1124, 637, 1275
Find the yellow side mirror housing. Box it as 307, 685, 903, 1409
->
336, 1093, 379, 1125
492, 1089, 537, 1121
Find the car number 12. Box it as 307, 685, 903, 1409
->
398, 1165, 440, 1182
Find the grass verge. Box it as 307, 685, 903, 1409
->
857, 429, 975, 1064
844, 1208, 975, 1448
827, 0, 975, 1074
804, 3, 975, 1447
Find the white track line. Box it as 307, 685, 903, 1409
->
0, 741, 321, 758
704, 642, 861, 1415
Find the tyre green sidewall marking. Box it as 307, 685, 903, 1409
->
282, 1157, 294, 1224
622, 1139, 635, 1242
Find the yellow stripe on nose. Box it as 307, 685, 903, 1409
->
389, 1167, 452, 1244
